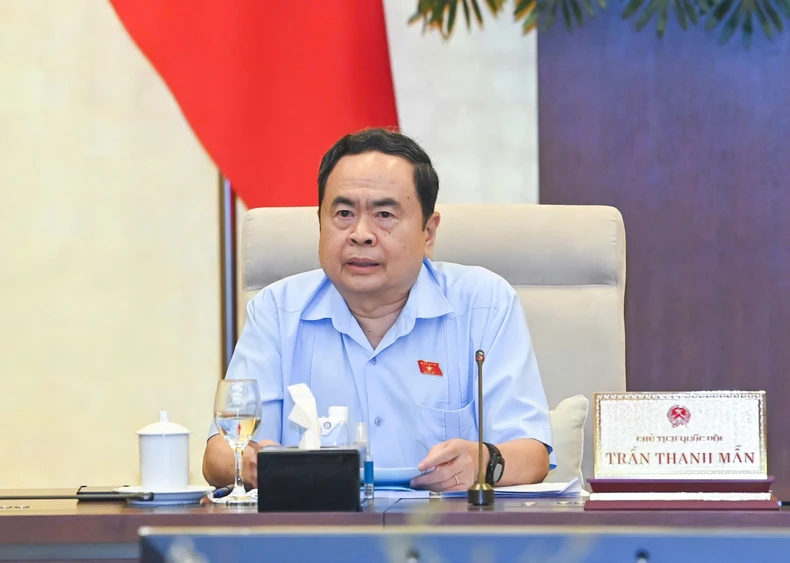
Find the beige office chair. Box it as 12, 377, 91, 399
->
242, 204, 627, 486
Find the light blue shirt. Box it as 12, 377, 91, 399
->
212, 258, 554, 470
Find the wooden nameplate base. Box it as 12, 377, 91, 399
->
584, 477, 779, 511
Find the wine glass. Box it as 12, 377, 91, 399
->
213, 379, 261, 505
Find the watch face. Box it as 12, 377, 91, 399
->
493, 462, 504, 483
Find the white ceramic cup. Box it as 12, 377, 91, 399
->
136, 411, 191, 491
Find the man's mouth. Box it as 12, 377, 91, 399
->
346, 260, 380, 269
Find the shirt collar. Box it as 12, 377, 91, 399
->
301, 259, 453, 331
396, 259, 454, 334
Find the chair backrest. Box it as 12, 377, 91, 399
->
242, 204, 627, 482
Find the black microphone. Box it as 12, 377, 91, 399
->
468, 349, 494, 506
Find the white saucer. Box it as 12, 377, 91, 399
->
206, 487, 258, 504
113, 485, 215, 506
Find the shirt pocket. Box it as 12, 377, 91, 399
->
414, 401, 478, 453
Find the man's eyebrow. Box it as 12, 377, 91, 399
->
369, 197, 401, 209
330, 196, 356, 208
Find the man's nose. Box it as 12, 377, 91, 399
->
349, 217, 376, 246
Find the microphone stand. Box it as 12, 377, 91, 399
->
467, 350, 494, 506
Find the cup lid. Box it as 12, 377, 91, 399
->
136, 411, 191, 436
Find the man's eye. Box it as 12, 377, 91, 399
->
379, 211, 392, 219
337, 210, 352, 218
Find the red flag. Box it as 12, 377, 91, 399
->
109, 1, 399, 209
417, 360, 443, 376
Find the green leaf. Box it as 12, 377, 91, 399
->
561, 0, 573, 27
522, 8, 541, 30
634, 0, 661, 30
657, 1, 669, 35
753, 0, 773, 37
696, 0, 715, 14
429, 0, 447, 26
622, 0, 646, 20
514, 0, 535, 18
674, 0, 689, 29
447, 0, 459, 34
540, 0, 560, 30
407, 0, 431, 24
742, 8, 754, 46
582, 0, 595, 15
597, 0, 607, 8
483, 0, 505, 13
470, 0, 485, 23
462, 0, 472, 26
706, 0, 736, 31
680, 0, 698, 24
622, 0, 691, 35
717, 3, 743, 43
570, 0, 585, 24
773, 0, 790, 18
760, 0, 783, 31
704, 0, 719, 10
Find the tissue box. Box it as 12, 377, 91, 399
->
257, 447, 361, 512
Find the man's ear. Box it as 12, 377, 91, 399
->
423, 212, 440, 258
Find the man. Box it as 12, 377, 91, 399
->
203, 128, 554, 492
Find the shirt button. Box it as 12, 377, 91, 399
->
371, 357, 378, 365
374, 417, 383, 426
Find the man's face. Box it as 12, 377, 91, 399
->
318, 151, 439, 304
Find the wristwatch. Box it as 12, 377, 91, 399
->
483, 442, 505, 485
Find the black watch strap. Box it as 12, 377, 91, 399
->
483, 442, 504, 485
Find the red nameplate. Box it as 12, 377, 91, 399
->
417, 360, 443, 376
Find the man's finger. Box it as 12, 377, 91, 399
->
416, 467, 472, 492
437, 475, 466, 492
418, 441, 461, 472
243, 452, 259, 488
410, 463, 455, 488
251, 439, 280, 451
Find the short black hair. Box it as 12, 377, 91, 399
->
317, 127, 439, 226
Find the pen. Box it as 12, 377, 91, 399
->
213, 485, 234, 499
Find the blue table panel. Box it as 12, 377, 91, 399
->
140, 526, 790, 563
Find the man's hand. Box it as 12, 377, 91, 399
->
409, 439, 488, 492
242, 439, 279, 488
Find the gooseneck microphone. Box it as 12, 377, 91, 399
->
467, 349, 495, 506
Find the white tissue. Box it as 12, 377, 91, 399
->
287, 383, 321, 450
